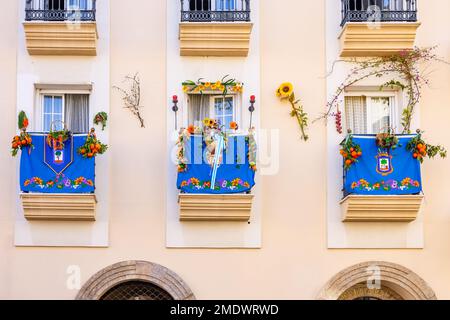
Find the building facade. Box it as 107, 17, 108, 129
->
0, 0, 449, 300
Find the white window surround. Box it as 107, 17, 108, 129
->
34, 88, 91, 132
183, 92, 243, 134
344, 90, 401, 134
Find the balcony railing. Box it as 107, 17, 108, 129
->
341, 0, 417, 26
180, 0, 250, 22
25, 0, 96, 21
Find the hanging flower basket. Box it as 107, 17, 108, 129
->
46, 120, 71, 151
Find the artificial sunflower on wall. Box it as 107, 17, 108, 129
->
276, 82, 309, 141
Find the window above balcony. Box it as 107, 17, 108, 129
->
339, 0, 421, 57
23, 0, 98, 56
179, 0, 253, 57
181, 0, 250, 22
341, 0, 417, 26
25, 0, 96, 21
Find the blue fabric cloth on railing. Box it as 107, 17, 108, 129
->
177, 135, 255, 194
20, 134, 95, 194
344, 135, 422, 195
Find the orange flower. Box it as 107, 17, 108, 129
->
230, 121, 239, 130
187, 125, 195, 135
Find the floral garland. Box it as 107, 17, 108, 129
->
406, 130, 447, 163
94, 112, 108, 131
182, 75, 243, 95
24, 175, 94, 190
247, 129, 257, 171
180, 177, 251, 192
77, 129, 108, 158
351, 177, 420, 192
176, 129, 190, 173
340, 134, 362, 170
276, 82, 309, 141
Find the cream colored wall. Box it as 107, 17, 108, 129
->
1, 0, 450, 300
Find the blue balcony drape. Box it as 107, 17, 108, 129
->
20, 134, 95, 194
177, 135, 255, 194
344, 135, 422, 196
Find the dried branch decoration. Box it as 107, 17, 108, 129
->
113, 73, 145, 128
319, 47, 449, 134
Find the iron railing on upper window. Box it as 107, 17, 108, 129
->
341, 0, 417, 26
181, 0, 250, 22
25, 0, 96, 21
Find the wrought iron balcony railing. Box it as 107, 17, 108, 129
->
341, 0, 417, 27
25, 0, 96, 22
181, 0, 250, 22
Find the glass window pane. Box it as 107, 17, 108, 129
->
44, 96, 52, 114
224, 98, 233, 115
370, 97, 390, 134
53, 96, 63, 114
80, 0, 88, 10
44, 114, 52, 132
215, 98, 224, 115
223, 115, 233, 130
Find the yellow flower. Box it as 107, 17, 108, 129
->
203, 118, 210, 126
278, 82, 294, 98
219, 85, 225, 92
205, 82, 211, 88
215, 81, 222, 87
198, 85, 206, 91
275, 89, 281, 97
211, 84, 218, 90
182, 85, 189, 92
193, 86, 200, 92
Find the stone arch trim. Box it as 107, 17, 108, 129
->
76, 260, 195, 300
317, 261, 437, 300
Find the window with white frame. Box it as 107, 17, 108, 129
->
68, 0, 89, 10
39, 93, 90, 133
344, 94, 397, 134
188, 0, 236, 11
188, 93, 238, 132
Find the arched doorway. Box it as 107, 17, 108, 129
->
317, 261, 436, 300
76, 261, 195, 300
100, 281, 174, 301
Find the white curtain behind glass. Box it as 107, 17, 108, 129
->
65, 94, 89, 133
369, 97, 390, 134
345, 96, 367, 134
188, 94, 210, 126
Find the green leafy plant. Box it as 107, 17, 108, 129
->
406, 130, 447, 163
376, 130, 400, 151
94, 112, 108, 131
